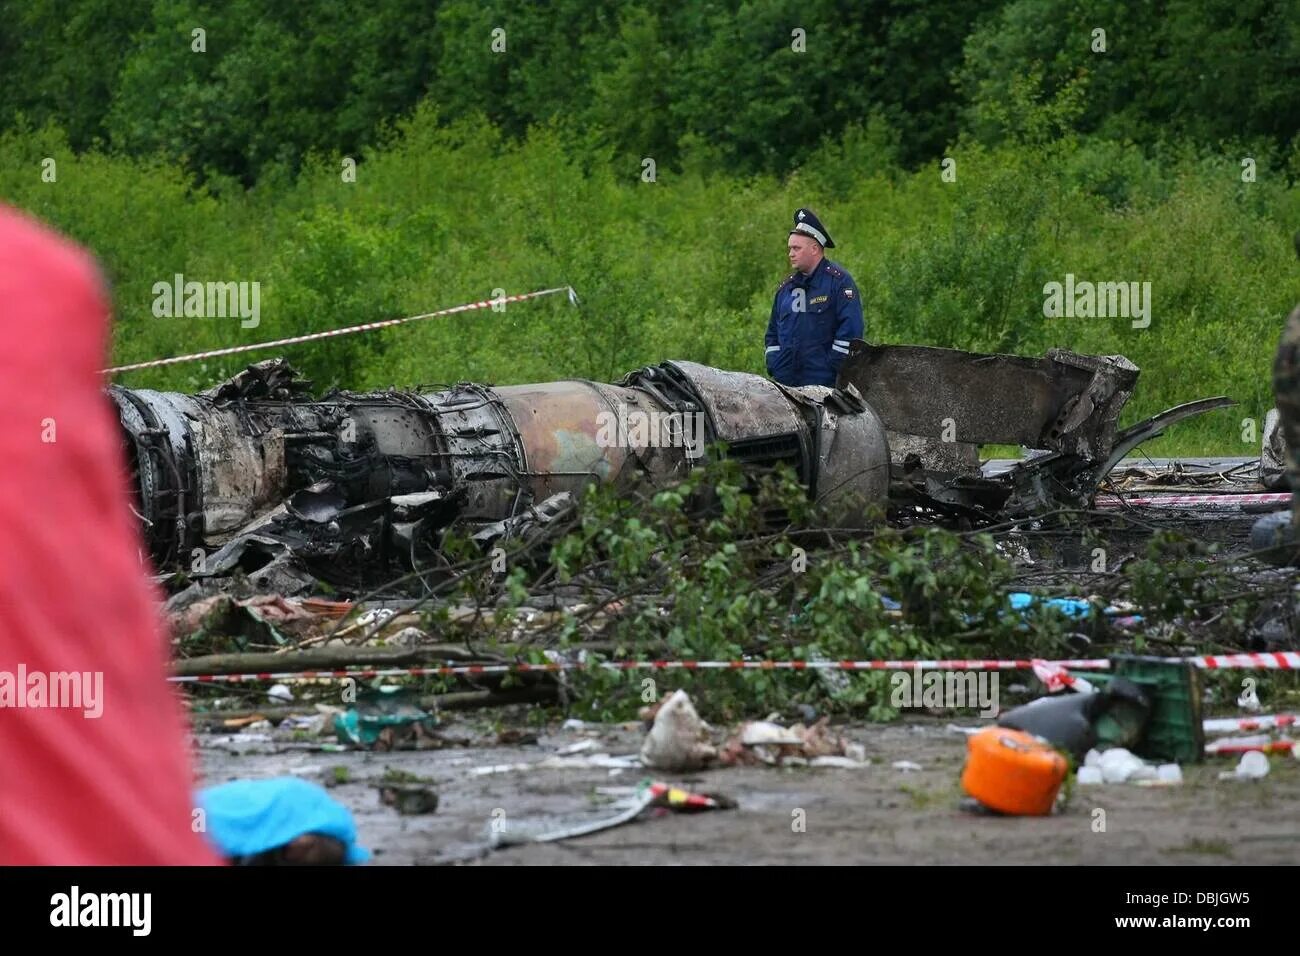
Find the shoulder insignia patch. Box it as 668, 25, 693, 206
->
843, 288, 855, 299
826, 265, 844, 279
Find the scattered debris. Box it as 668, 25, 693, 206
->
486, 778, 735, 848
644, 781, 738, 812
717, 716, 866, 767
1000, 656, 1205, 765
333, 689, 440, 750
997, 678, 1151, 761
1219, 751, 1271, 780
640, 690, 717, 772
807, 756, 872, 769
470, 754, 641, 776
893, 760, 923, 772
556, 739, 598, 756
960, 727, 1068, 816
1097, 748, 1155, 784
376, 783, 439, 815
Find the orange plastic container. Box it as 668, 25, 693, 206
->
961, 727, 1068, 816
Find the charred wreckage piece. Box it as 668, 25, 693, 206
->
109, 345, 1231, 589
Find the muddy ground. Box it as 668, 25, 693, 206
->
192, 458, 1300, 865
195, 708, 1300, 866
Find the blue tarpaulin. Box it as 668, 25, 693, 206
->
197, 777, 371, 864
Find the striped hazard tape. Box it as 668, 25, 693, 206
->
104, 286, 576, 374
1206, 738, 1295, 756
169, 650, 1300, 685
1204, 713, 1297, 734
170, 657, 1114, 685
1187, 652, 1300, 670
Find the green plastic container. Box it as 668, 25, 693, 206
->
1071, 655, 1205, 764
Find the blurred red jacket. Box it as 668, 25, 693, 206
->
0, 204, 220, 865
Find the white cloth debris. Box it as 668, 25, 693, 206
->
639, 690, 717, 771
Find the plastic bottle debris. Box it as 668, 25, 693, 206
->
1099, 748, 1156, 784
1218, 751, 1270, 780
809, 755, 872, 769
556, 739, 598, 756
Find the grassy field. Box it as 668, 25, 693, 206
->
3, 108, 1298, 457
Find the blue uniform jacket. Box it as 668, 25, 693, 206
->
764, 258, 864, 387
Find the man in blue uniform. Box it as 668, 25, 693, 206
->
764, 207, 864, 387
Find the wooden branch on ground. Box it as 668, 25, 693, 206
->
188, 684, 559, 728
174, 643, 508, 676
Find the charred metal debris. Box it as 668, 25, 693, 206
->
109, 344, 1233, 591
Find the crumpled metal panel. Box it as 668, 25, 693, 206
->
837, 343, 1139, 458
192, 416, 287, 536
660, 361, 807, 443
812, 397, 892, 522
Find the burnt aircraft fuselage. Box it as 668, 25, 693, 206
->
110, 359, 891, 575
109, 344, 1231, 583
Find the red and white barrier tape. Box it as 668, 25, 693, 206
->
170, 650, 1300, 685
170, 656, 1113, 685
1094, 492, 1290, 510
1205, 738, 1295, 756
1032, 659, 1095, 693
104, 286, 576, 374
1204, 714, 1297, 734
1187, 652, 1300, 670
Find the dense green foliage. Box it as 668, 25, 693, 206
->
5, 1, 1296, 184
2, 1, 1299, 454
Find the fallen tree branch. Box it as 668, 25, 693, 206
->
188, 684, 559, 727
173, 643, 507, 677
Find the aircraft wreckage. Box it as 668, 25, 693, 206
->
108, 343, 1233, 590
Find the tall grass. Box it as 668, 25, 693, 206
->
2, 106, 1296, 455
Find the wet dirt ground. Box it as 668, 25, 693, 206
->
193, 460, 1299, 865
196, 709, 1300, 866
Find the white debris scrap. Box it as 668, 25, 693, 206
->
639, 690, 717, 772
